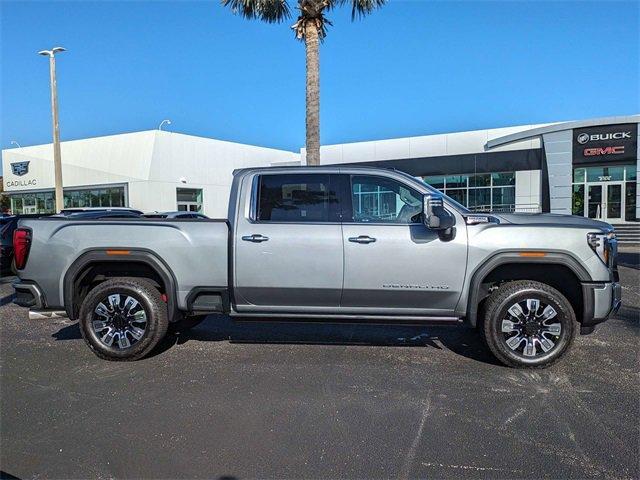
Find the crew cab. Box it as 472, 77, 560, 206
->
12, 167, 621, 367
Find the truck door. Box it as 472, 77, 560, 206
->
340, 174, 468, 316
234, 173, 344, 311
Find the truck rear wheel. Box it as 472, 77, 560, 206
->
78, 277, 169, 361
482, 280, 577, 368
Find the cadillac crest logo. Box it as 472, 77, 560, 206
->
11, 161, 30, 176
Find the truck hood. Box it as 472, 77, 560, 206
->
493, 213, 613, 231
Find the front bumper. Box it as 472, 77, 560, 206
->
581, 281, 621, 334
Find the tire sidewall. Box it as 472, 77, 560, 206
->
485, 284, 576, 367
79, 279, 167, 360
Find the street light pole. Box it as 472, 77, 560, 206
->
38, 46, 66, 213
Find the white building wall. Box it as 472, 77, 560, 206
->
306, 124, 549, 165
1, 130, 299, 217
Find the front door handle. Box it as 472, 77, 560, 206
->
242, 234, 269, 243
348, 235, 376, 244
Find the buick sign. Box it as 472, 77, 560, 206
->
573, 123, 637, 165
11, 161, 30, 176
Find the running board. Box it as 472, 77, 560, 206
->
29, 309, 67, 320
229, 312, 462, 325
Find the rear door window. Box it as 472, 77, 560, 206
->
256, 174, 342, 223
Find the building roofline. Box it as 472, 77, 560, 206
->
485, 114, 640, 150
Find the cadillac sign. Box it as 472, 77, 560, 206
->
11, 161, 30, 176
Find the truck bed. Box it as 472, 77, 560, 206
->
16, 217, 230, 311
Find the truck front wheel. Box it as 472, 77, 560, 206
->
78, 277, 169, 361
482, 280, 577, 368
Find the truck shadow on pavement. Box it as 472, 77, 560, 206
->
52, 315, 501, 365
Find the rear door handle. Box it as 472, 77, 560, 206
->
348, 235, 376, 244
242, 234, 269, 243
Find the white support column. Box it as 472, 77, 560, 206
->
542, 131, 573, 215
515, 170, 542, 212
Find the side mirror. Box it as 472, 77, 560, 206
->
423, 194, 455, 230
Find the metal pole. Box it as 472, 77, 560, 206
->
49, 54, 64, 212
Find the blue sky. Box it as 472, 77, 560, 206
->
1, 0, 638, 154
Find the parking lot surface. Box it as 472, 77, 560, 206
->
1, 251, 638, 479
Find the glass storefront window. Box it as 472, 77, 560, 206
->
423, 176, 445, 189
572, 164, 636, 221
445, 175, 468, 189
572, 185, 585, 216
469, 173, 491, 188
177, 188, 203, 213
9, 186, 126, 215
491, 172, 515, 186
468, 188, 491, 210
422, 171, 517, 212
447, 189, 467, 206
585, 166, 624, 183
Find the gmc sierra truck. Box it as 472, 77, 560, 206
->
12, 166, 621, 367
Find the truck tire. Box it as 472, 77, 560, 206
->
78, 277, 169, 361
482, 280, 577, 368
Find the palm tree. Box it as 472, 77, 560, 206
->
221, 0, 387, 165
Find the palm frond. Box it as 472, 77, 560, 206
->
332, 0, 387, 20
221, 0, 291, 23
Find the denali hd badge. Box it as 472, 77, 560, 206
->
11, 161, 30, 176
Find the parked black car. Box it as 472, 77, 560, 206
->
0, 216, 18, 276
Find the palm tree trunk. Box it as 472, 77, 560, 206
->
304, 22, 320, 166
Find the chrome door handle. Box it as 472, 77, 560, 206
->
348, 235, 376, 244
242, 234, 269, 243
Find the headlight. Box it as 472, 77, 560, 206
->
587, 232, 616, 266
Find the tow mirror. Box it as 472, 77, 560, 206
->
423, 194, 455, 230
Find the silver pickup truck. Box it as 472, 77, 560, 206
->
12, 166, 621, 367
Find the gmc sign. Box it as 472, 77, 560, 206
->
573, 123, 637, 165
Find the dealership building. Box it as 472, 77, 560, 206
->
2, 114, 638, 223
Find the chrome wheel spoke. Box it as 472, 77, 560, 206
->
128, 326, 145, 341
508, 303, 527, 322
132, 310, 147, 323
526, 299, 540, 316
538, 334, 555, 352
123, 296, 139, 315
92, 320, 109, 331
108, 294, 121, 311
543, 322, 561, 335
101, 328, 116, 347
539, 305, 557, 321
506, 334, 525, 350
95, 302, 110, 317
523, 337, 537, 357
501, 319, 519, 333
117, 332, 131, 349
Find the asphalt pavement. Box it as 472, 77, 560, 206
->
0, 251, 638, 479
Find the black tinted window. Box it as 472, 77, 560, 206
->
257, 174, 340, 222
